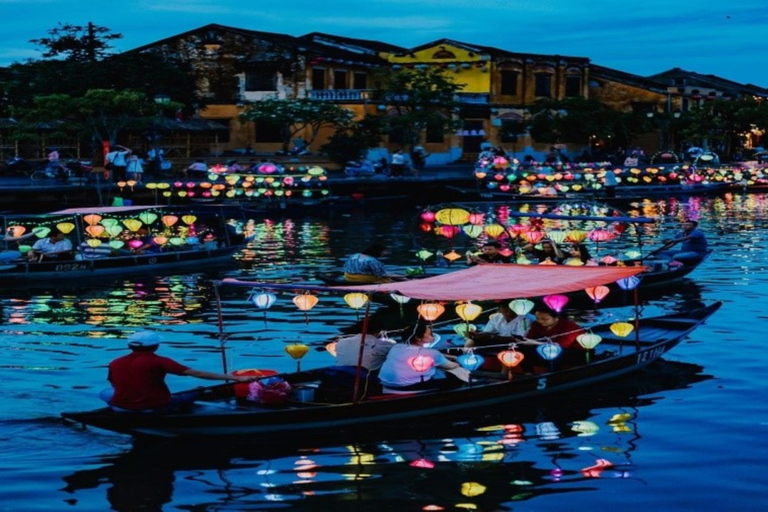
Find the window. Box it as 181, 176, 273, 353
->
245, 70, 277, 91
500, 71, 519, 96
534, 74, 552, 97
426, 119, 445, 143
353, 72, 367, 90
255, 121, 283, 143
565, 75, 582, 97
334, 70, 348, 89
312, 68, 325, 90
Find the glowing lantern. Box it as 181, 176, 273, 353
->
443, 250, 462, 262
105, 225, 123, 237
456, 302, 482, 322
293, 292, 319, 323
100, 218, 118, 227
453, 323, 476, 338
576, 333, 603, 362
32, 226, 50, 238
616, 275, 641, 290
547, 230, 567, 244
520, 231, 544, 244
390, 293, 410, 304
497, 348, 524, 379
537, 341, 562, 361
543, 294, 568, 313
420, 211, 436, 222
566, 230, 587, 243
484, 224, 505, 238
461, 482, 487, 497
109, 240, 124, 250
56, 222, 75, 234
138, 212, 158, 225
182, 215, 197, 225
468, 213, 484, 225
624, 250, 641, 259
509, 299, 534, 316
85, 225, 105, 237
436, 225, 459, 238
458, 351, 484, 371
408, 353, 435, 373
8, 225, 26, 237
610, 322, 634, 338
161, 215, 179, 227
515, 255, 532, 265
585, 285, 610, 303
417, 302, 445, 322
153, 235, 168, 246
564, 257, 584, 266
128, 239, 144, 249
462, 225, 483, 238
285, 343, 310, 371
343, 292, 369, 309
82, 214, 101, 226
572, 420, 600, 436
588, 229, 610, 242
435, 208, 470, 226
601, 255, 617, 265
85, 238, 102, 248
167, 237, 183, 246
539, 258, 557, 265
122, 219, 143, 232
416, 249, 434, 261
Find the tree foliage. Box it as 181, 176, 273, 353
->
677, 97, 768, 156
239, 98, 354, 151
29, 22, 122, 63
322, 115, 384, 164
372, 68, 464, 148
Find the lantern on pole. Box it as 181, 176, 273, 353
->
576, 333, 603, 362
251, 290, 277, 324
285, 343, 310, 372
610, 322, 634, 338
293, 292, 319, 323
390, 293, 410, 317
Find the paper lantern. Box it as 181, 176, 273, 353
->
161, 215, 179, 227
624, 250, 641, 259
109, 240, 124, 249
458, 351, 484, 371
537, 341, 562, 361
566, 230, 587, 243
516, 255, 532, 265
456, 302, 482, 322
497, 349, 524, 368
509, 299, 534, 316
484, 224, 505, 238
293, 293, 319, 311
100, 218, 119, 227
408, 354, 435, 373
610, 322, 634, 337
585, 285, 610, 303
138, 212, 158, 225
325, 342, 337, 357
122, 219, 143, 232
168, 237, 184, 246
539, 258, 557, 265
588, 229, 610, 242
285, 343, 309, 359
444, 250, 462, 262
105, 225, 123, 237
85, 225, 105, 237
435, 208, 470, 226
56, 222, 75, 234
521, 231, 544, 244
576, 333, 603, 349
417, 302, 445, 322
453, 323, 477, 338
601, 255, 617, 265
462, 225, 484, 238
344, 292, 369, 309
616, 276, 641, 290
390, 294, 410, 304
182, 215, 197, 225
153, 235, 168, 246
85, 239, 102, 248
7, 225, 25, 238
82, 214, 101, 226
543, 294, 568, 312
547, 230, 567, 244
420, 211, 436, 222
436, 225, 459, 238
468, 213, 485, 225
564, 257, 584, 266
32, 226, 50, 238
252, 292, 277, 309
416, 249, 434, 261
461, 482, 487, 497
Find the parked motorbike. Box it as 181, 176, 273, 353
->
0, 156, 34, 175
30, 160, 93, 182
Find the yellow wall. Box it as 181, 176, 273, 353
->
385, 44, 491, 93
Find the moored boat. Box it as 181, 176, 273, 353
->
61, 264, 720, 438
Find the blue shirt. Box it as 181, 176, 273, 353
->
343, 253, 387, 276
680, 229, 707, 254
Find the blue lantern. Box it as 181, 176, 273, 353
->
458, 351, 485, 371
616, 275, 641, 291
252, 292, 277, 309
536, 341, 562, 361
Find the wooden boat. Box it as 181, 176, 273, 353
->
61, 265, 720, 438
0, 205, 249, 284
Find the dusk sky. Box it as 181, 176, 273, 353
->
1, 0, 766, 87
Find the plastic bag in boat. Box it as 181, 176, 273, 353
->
246, 377, 291, 404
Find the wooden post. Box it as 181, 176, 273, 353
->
352, 298, 372, 403
214, 282, 229, 373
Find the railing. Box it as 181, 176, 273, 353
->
307, 89, 372, 101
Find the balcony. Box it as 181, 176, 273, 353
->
457, 93, 490, 104
307, 89, 372, 101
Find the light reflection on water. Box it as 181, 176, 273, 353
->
1, 193, 768, 510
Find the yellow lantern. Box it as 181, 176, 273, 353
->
83, 214, 102, 226
434, 208, 470, 226
56, 222, 75, 234
161, 215, 179, 227
484, 224, 505, 238
417, 302, 445, 322
461, 482, 487, 498
86, 238, 102, 248
285, 343, 310, 372
456, 302, 483, 322
343, 292, 369, 309
122, 219, 143, 232
610, 322, 634, 337
566, 230, 587, 243
564, 257, 584, 266
182, 215, 197, 225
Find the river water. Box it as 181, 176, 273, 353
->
1, 192, 766, 511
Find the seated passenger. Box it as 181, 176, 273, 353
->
466, 301, 532, 348
378, 323, 462, 393
466, 241, 511, 265
0, 231, 35, 263
27, 229, 73, 261
77, 241, 113, 260
519, 304, 587, 370
524, 238, 566, 264
334, 320, 394, 372
131, 227, 162, 255
343, 243, 402, 283
565, 243, 592, 265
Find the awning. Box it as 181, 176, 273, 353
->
221, 264, 647, 301
53, 206, 161, 215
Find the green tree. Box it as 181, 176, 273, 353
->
322, 115, 384, 164
527, 97, 628, 148
29, 22, 122, 63
239, 98, 354, 152
372, 68, 464, 149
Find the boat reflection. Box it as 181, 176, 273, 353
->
60, 359, 710, 511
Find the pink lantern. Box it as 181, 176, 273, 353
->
420, 211, 436, 222
128, 239, 144, 249
408, 354, 435, 373
258, 163, 277, 174
468, 213, 484, 225
588, 229, 610, 242
438, 225, 459, 238
543, 294, 569, 312
585, 286, 610, 303
601, 255, 617, 265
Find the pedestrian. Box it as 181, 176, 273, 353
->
390, 149, 406, 177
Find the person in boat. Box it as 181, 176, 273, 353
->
131, 227, 162, 255
519, 304, 587, 370
333, 319, 394, 372
378, 322, 463, 393
565, 243, 593, 265
524, 238, 566, 264
603, 169, 618, 198
654, 220, 708, 264
27, 229, 73, 261
466, 241, 511, 265
0, 231, 35, 263
343, 243, 402, 283
465, 301, 532, 348
104, 331, 254, 413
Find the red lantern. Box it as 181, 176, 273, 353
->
585, 285, 610, 303
497, 349, 524, 367
419, 223, 432, 233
